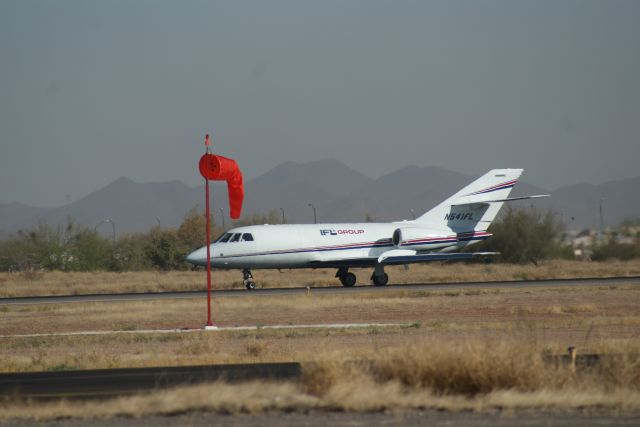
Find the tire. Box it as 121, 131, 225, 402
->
373, 273, 389, 286
340, 272, 357, 287
245, 280, 256, 290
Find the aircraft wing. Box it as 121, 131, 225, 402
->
306, 250, 499, 268
377, 249, 499, 265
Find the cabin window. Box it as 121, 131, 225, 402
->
242, 233, 254, 242
219, 233, 232, 243
230, 233, 241, 242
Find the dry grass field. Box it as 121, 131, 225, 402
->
2, 339, 640, 420
1, 284, 639, 371
1, 259, 640, 297
1, 269, 639, 421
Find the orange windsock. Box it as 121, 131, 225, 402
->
199, 153, 244, 219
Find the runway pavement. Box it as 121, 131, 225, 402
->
0, 362, 301, 399
1, 276, 639, 306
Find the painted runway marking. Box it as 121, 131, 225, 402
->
0, 322, 409, 339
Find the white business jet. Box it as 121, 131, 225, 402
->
186, 169, 547, 289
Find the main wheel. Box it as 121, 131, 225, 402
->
339, 272, 357, 287
373, 273, 389, 286
245, 280, 256, 290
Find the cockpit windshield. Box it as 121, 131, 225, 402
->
214, 232, 255, 243
215, 233, 232, 243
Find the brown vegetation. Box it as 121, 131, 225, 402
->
1, 280, 639, 420
1, 284, 639, 372
2, 341, 639, 421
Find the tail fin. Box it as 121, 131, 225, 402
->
413, 169, 524, 232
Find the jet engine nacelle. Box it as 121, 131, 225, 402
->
392, 227, 455, 250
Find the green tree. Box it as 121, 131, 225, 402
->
0, 231, 45, 271
0, 219, 114, 272
145, 228, 186, 271
65, 228, 112, 271
472, 207, 568, 263
592, 239, 640, 261
177, 206, 218, 252
109, 232, 152, 271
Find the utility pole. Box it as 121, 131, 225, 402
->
599, 198, 605, 241
308, 203, 317, 224
94, 219, 116, 244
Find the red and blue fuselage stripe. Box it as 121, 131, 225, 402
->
216, 232, 491, 259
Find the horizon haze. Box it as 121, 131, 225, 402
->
2, 159, 639, 239
1, 1, 639, 207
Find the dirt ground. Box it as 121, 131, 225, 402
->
2, 285, 638, 335
1, 284, 639, 372
1, 282, 639, 422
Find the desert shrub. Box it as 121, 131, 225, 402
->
472, 207, 568, 263
0, 220, 113, 271
144, 229, 187, 271
592, 240, 640, 261
177, 207, 207, 251
64, 228, 112, 271
109, 232, 152, 271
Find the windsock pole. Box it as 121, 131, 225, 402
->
197, 133, 244, 329
204, 134, 214, 328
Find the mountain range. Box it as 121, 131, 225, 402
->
1, 159, 639, 238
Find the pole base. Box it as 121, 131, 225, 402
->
203, 324, 219, 331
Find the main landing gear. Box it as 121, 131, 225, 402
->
243, 268, 256, 290
336, 267, 356, 287
336, 265, 389, 287
371, 263, 389, 286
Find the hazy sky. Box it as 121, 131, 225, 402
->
1, 1, 639, 207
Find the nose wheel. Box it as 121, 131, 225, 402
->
243, 269, 256, 290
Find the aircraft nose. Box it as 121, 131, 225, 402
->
185, 247, 206, 265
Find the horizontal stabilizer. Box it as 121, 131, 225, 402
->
379, 251, 499, 265
452, 194, 549, 206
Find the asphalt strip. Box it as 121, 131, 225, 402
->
0, 322, 409, 339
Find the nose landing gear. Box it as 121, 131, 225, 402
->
243, 268, 256, 290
